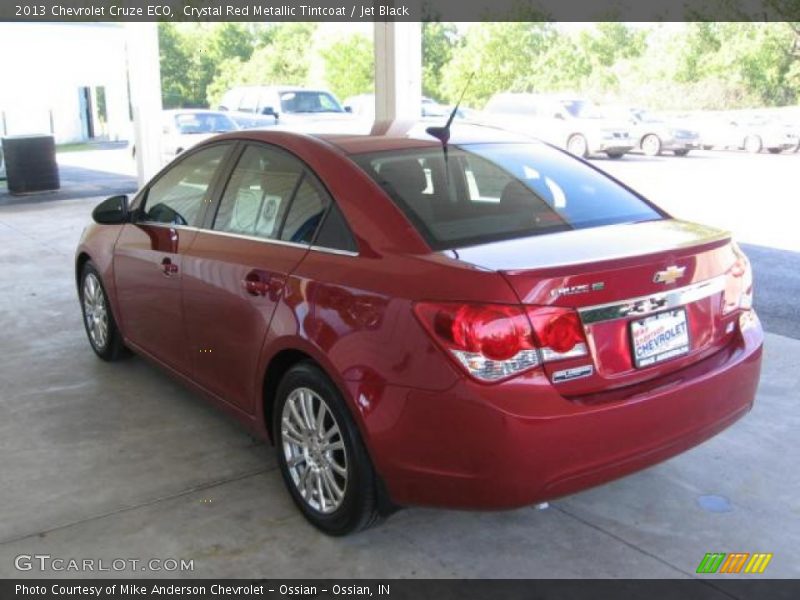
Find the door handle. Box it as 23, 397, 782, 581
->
242, 271, 283, 298
161, 257, 179, 276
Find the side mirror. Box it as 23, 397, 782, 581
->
92, 195, 129, 225
262, 106, 277, 117
344, 106, 353, 113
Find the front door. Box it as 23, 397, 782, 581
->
182, 143, 330, 412
114, 143, 232, 374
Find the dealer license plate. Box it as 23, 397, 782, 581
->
630, 308, 690, 368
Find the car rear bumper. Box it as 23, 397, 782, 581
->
355, 310, 763, 510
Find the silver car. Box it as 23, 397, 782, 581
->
483, 93, 634, 159
131, 110, 239, 164
693, 114, 798, 154
606, 107, 700, 156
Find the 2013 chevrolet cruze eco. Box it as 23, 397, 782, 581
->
76, 123, 763, 535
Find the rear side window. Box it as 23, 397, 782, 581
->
279, 177, 328, 244
352, 143, 663, 250
213, 145, 302, 240
314, 203, 358, 253
142, 144, 229, 227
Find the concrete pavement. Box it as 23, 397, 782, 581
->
0, 191, 797, 579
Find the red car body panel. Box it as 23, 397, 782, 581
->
76, 125, 763, 510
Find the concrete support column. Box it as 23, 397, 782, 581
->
373, 21, 422, 122
126, 23, 163, 187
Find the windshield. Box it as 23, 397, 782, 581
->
279, 91, 344, 114
173, 113, 237, 134
561, 100, 604, 119
353, 143, 664, 250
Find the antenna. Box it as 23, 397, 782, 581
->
425, 72, 474, 146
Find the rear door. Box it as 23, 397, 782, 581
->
113, 143, 233, 374
181, 142, 331, 412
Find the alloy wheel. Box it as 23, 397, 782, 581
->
642, 134, 661, 156
566, 135, 588, 158
281, 387, 348, 514
82, 273, 108, 350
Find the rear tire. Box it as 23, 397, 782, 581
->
80, 262, 127, 361
274, 361, 381, 536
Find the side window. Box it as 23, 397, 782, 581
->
314, 203, 357, 253
141, 144, 229, 226
213, 145, 303, 240
279, 176, 329, 244
238, 89, 259, 113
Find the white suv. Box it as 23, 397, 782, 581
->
484, 93, 634, 158
218, 86, 356, 132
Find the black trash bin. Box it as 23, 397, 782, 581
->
2, 134, 60, 194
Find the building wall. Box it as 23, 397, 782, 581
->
0, 23, 132, 144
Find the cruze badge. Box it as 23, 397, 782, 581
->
654, 265, 686, 285
550, 282, 605, 298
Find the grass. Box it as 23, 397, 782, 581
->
56, 143, 95, 153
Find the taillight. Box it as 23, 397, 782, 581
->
414, 302, 588, 383
723, 243, 754, 315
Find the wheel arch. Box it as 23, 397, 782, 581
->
76, 252, 92, 289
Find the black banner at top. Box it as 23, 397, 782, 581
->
3, 0, 800, 22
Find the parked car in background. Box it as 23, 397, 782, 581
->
342, 94, 468, 121
483, 93, 634, 158
219, 86, 356, 132
604, 106, 700, 156
131, 110, 239, 164
691, 114, 798, 153
76, 122, 762, 535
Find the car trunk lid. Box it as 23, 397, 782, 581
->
452, 219, 743, 394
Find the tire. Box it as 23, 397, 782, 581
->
767, 148, 782, 154
673, 149, 690, 157
605, 151, 625, 159
744, 135, 762, 154
641, 134, 662, 156
566, 134, 589, 158
80, 262, 127, 361
274, 361, 381, 536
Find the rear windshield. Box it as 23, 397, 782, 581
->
352, 143, 664, 250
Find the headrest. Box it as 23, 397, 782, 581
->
500, 179, 538, 210
378, 159, 427, 195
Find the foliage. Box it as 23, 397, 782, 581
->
160, 22, 800, 112
422, 22, 461, 101
159, 23, 268, 108
321, 34, 374, 101
205, 23, 318, 107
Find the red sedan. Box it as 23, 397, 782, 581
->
76, 122, 763, 535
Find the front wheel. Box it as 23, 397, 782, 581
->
566, 134, 589, 158
80, 262, 127, 361
641, 134, 662, 156
274, 362, 381, 535
744, 135, 763, 154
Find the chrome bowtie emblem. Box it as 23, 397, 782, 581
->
654, 265, 686, 285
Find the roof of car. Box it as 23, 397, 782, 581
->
310, 120, 537, 154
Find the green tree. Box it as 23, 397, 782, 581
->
206, 23, 318, 107
422, 22, 461, 101
321, 34, 374, 101
441, 22, 557, 107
